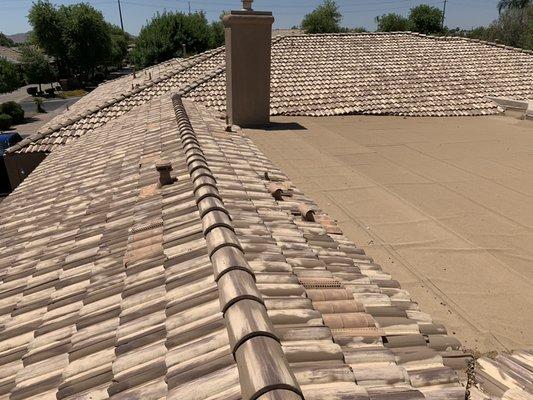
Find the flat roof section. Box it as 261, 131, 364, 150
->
246, 114, 533, 353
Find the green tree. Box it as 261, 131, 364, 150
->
498, 0, 531, 13
301, 0, 342, 34
0, 102, 25, 124
0, 59, 22, 94
0, 33, 15, 47
0, 114, 13, 130
28, 1, 113, 80
209, 20, 225, 48
60, 3, 112, 79
20, 46, 56, 92
376, 13, 410, 31
107, 24, 130, 68
28, 1, 67, 74
460, 4, 532, 50
132, 11, 219, 68
408, 4, 444, 34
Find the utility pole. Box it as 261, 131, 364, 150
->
441, 0, 447, 30
188, 1, 191, 14
117, 0, 124, 32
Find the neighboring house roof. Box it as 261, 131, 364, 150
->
0, 91, 472, 400
8, 32, 533, 155
0, 45, 22, 64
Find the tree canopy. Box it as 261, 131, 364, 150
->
0, 33, 15, 47
107, 24, 130, 68
131, 11, 224, 69
28, 1, 130, 80
376, 13, 410, 32
465, 4, 532, 49
301, 0, 342, 34
20, 46, 56, 90
408, 5, 444, 34
0, 59, 22, 94
376, 5, 444, 34
498, 0, 531, 13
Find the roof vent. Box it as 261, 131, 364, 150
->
298, 204, 316, 222
242, 0, 253, 10
267, 182, 284, 200
156, 160, 177, 186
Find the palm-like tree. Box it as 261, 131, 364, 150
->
497, 0, 531, 13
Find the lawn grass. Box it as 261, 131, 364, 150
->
57, 89, 88, 99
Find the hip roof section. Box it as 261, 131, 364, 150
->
8, 32, 533, 155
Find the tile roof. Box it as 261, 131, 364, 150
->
188, 33, 533, 117
473, 351, 533, 399
0, 88, 478, 399
8, 32, 533, 155
7, 47, 226, 155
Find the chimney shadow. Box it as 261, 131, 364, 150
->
263, 122, 307, 131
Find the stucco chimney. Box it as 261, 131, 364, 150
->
223, 2, 274, 127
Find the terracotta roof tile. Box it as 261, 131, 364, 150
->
1, 69, 530, 399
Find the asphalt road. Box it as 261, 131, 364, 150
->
19, 97, 80, 114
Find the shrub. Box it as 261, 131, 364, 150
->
0, 101, 25, 124
34, 97, 46, 113
0, 114, 13, 130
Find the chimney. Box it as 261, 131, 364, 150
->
223, 1, 274, 127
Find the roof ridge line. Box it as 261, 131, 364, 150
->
171, 95, 303, 400
6, 47, 226, 155
284, 31, 533, 54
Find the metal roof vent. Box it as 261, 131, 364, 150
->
156, 160, 177, 186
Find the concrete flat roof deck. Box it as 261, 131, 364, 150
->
246, 114, 533, 353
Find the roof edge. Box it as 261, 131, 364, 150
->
6, 47, 226, 155
171, 94, 303, 400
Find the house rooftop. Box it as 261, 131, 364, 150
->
7, 32, 533, 155
0, 31, 532, 400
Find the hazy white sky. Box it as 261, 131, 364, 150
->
1, 0, 502, 36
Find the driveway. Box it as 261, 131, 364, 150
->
247, 114, 533, 353
0, 85, 36, 104
19, 97, 79, 115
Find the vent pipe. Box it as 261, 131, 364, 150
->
155, 160, 175, 186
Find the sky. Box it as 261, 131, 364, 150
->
1, 0, 502, 36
